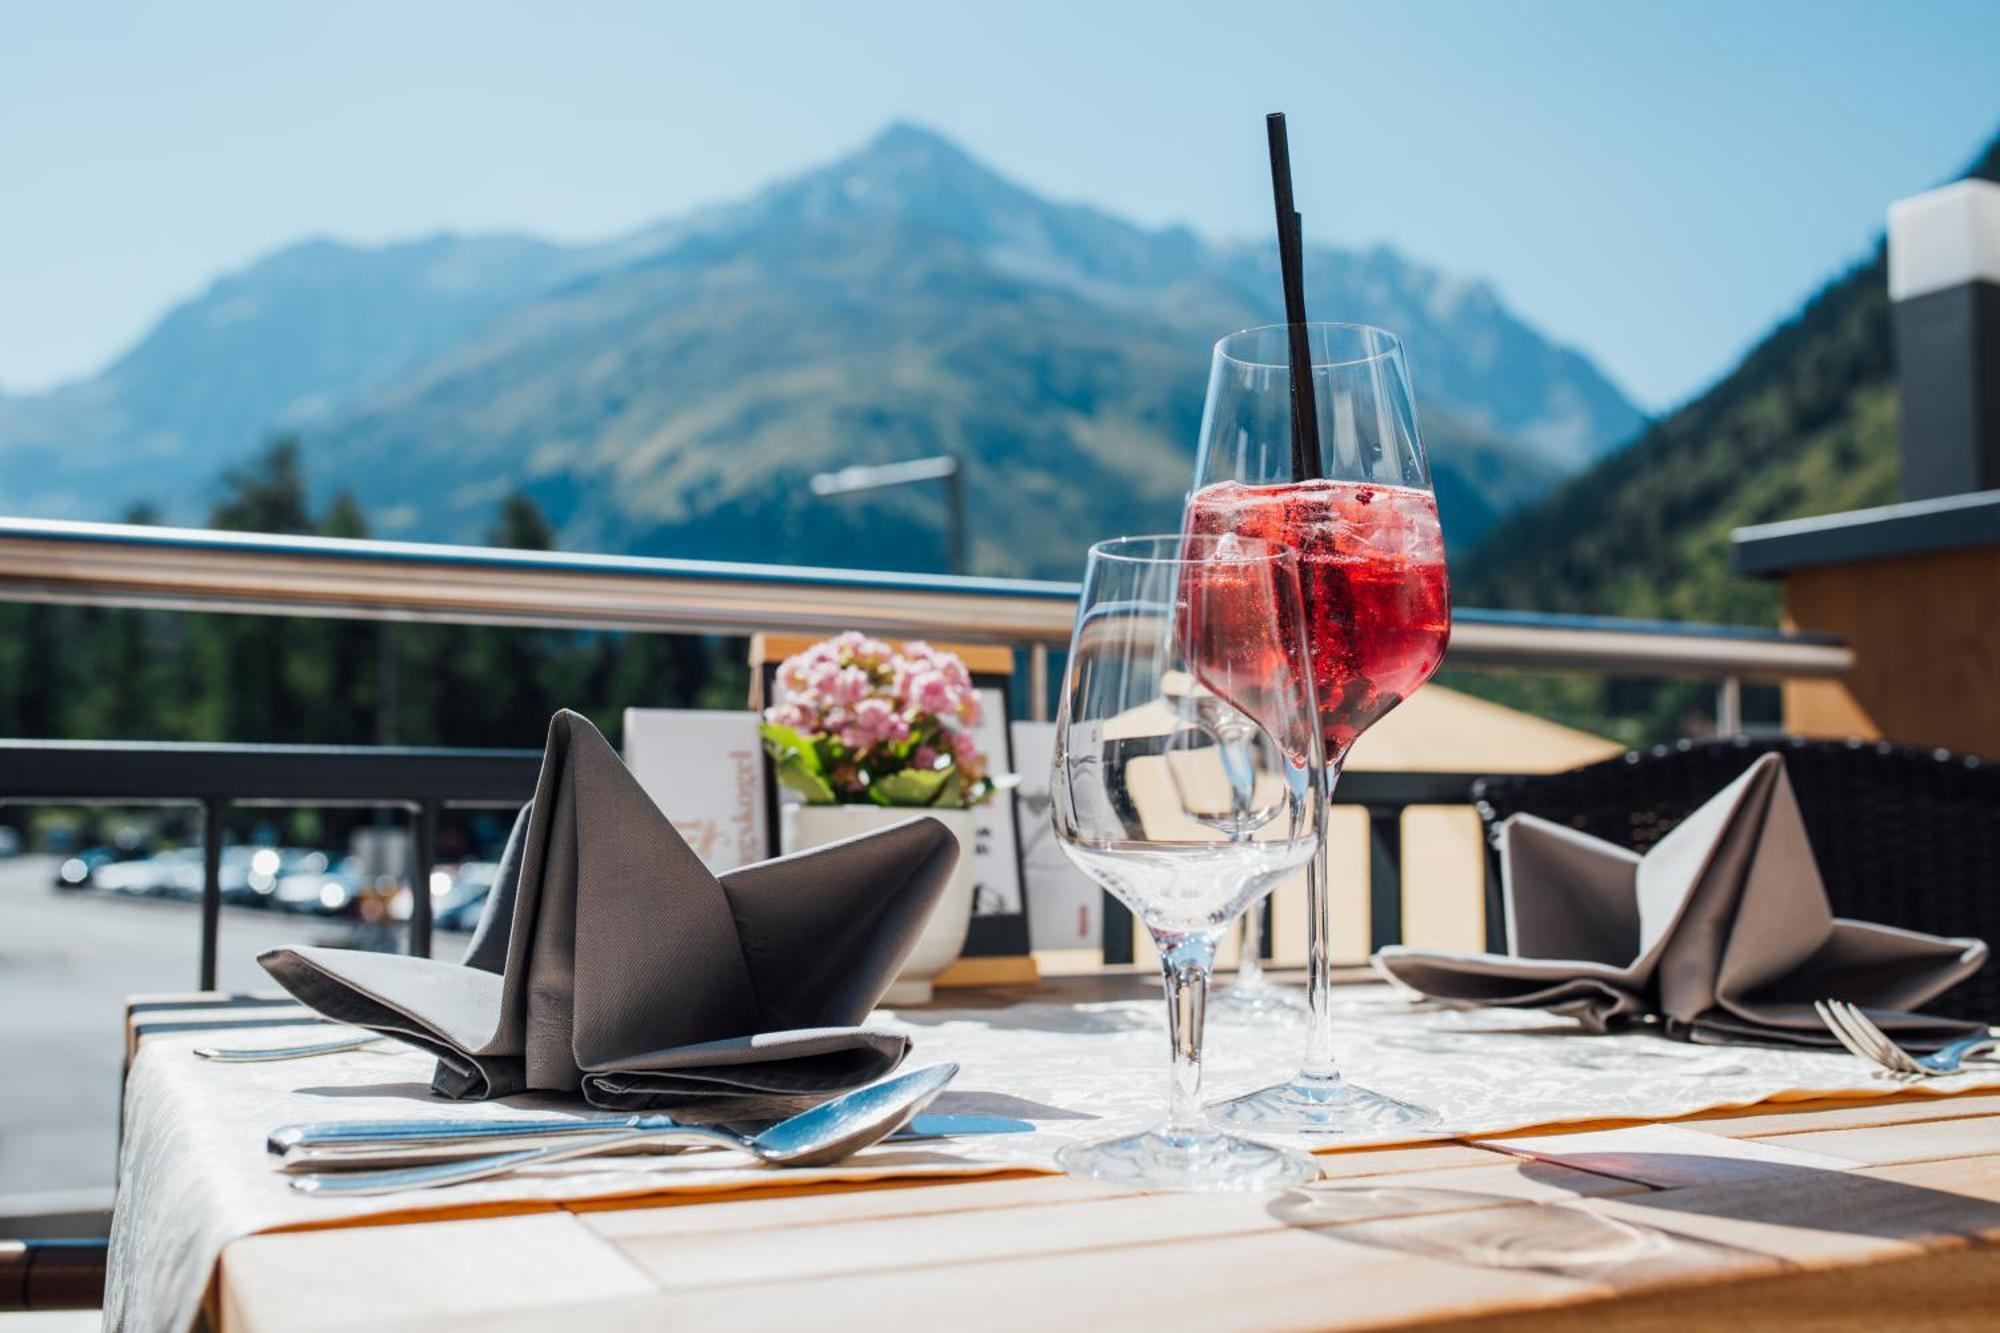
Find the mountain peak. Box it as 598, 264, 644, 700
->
862, 119, 969, 161
835, 119, 1005, 198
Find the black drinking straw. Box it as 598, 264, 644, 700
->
1266, 113, 1323, 481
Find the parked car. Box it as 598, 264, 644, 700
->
432, 861, 501, 932
53, 840, 149, 890
273, 855, 364, 917
97, 848, 202, 898
223, 847, 328, 907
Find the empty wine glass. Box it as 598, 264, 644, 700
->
1050, 534, 1323, 1191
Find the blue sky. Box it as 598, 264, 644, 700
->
3, 0, 1996, 409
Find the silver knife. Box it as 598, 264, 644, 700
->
197, 1034, 386, 1062
270, 1113, 1031, 1171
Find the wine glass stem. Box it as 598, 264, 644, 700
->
1301, 760, 1344, 1081
1238, 908, 1266, 990
1156, 932, 1215, 1136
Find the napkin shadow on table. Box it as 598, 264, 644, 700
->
1375, 753, 1989, 1050
261, 708, 959, 1106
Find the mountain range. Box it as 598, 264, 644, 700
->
0, 123, 1642, 576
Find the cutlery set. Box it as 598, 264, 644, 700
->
211, 1041, 1019, 1195
209, 992, 2000, 1201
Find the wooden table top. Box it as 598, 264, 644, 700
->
132, 982, 2000, 1332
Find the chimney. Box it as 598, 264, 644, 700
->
1888, 179, 2000, 499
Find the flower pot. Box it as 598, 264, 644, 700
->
780, 802, 976, 1006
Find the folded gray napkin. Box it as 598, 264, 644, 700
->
1376, 753, 1989, 1049
261, 709, 959, 1106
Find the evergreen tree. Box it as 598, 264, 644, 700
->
0, 447, 745, 746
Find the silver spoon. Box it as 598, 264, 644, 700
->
290, 1061, 958, 1196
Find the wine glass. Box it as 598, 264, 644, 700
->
1208, 893, 1309, 1021
1185, 322, 1451, 1135
1050, 534, 1323, 1191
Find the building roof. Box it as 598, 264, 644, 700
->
1345, 684, 1623, 775
1731, 488, 2000, 578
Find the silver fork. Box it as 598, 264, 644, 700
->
1814, 999, 2000, 1077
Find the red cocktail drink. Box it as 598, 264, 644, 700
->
1185, 479, 1450, 761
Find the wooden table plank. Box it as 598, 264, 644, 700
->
600, 1161, 1645, 1295
219, 1215, 653, 1333
1745, 1115, 2000, 1167
1417, 1243, 2000, 1332
617, 1214, 1609, 1333
1574, 1154, 2000, 1269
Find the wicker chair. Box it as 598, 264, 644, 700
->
1471, 736, 2000, 1023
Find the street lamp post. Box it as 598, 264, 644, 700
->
808, 455, 968, 575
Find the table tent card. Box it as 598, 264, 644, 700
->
261, 710, 959, 1106
1010, 720, 1102, 951
964, 686, 1025, 921
623, 708, 769, 871
1376, 753, 1988, 1049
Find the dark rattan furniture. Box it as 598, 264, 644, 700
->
1472, 736, 2000, 1022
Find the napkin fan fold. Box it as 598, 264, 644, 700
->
1376, 753, 1988, 1048
262, 709, 960, 1105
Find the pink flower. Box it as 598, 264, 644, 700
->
911, 744, 941, 771
763, 701, 818, 733
838, 697, 908, 750
802, 660, 840, 698
906, 670, 958, 718
827, 666, 872, 706
948, 728, 980, 766
848, 636, 894, 670
776, 653, 813, 694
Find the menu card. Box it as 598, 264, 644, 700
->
621, 708, 769, 872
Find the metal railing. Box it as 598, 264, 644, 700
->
0, 517, 1853, 726
0, 744, 1480, 981
0, 514, 1858, 979
0, 741, 541, 986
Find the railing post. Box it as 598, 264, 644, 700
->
1716, 674, 1744, 737
1367, 806, 1403, 953
199, 799, 223, 991
1029, 644, 1050, 723
410, 800, 437, 959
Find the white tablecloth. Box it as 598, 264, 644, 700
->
106, 987, 2000, 1332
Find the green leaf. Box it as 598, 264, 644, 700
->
868, 768, 951, 807
774, 761, 838, 804
762, 723, 838, 803
758, 722, 822, 774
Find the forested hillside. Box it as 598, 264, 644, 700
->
1460, 130, 2000, 627
0, 440, 744, 746
1444, 129, 1998, 743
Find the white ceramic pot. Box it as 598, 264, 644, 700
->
780, 802, 976, 1006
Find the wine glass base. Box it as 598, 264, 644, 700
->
1209, 980, 1310, 1023
1056, 1126, 1318, 1193
1213, 1074, 1440, 1137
